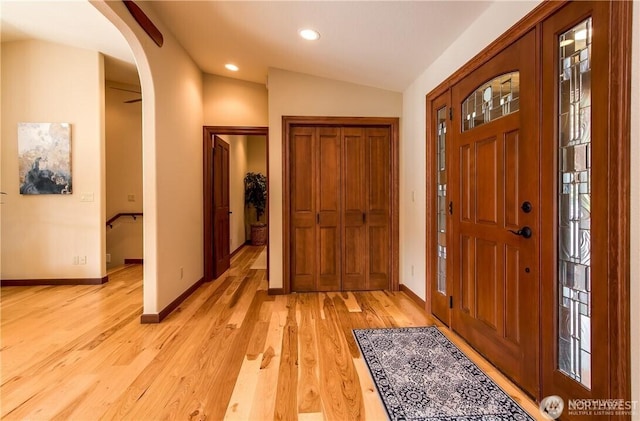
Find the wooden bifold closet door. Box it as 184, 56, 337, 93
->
290, 125, 391, 292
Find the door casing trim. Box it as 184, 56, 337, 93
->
203, 126, 269, 283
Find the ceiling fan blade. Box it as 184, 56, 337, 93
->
124, 98, 142, 103
110, 86, 141, 94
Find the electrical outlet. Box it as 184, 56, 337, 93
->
106, 254, 111, 263
127, 194, 135, 202
79, 256, 87, 265
411, 265, 415, 276
73, 256, 79, 265
180, 267, 184, 280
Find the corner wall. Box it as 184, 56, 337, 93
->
267, 68, 402, 289
92, 1, 203, 314
1, 40, 105, 280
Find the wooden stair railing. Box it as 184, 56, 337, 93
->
107, 213, 143, 228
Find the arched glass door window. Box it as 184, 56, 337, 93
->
461, 72, 519, 131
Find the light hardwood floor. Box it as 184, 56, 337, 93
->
1, 246, 542, 420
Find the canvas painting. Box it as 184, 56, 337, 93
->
18, 122, 72, 195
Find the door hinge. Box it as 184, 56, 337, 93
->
448, 201, 453, 215
449, 296, 453, 309
449, 108, 453, 121
317, 213, 319, 224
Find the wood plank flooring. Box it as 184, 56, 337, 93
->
1, 246, 542, 420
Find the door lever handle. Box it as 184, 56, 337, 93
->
508, 226, 532, 239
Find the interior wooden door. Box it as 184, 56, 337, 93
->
291, 126, 317, 291
540, 1, 623, 413
213, 135, 230, 278
429, 91, 452, 325
342, 127, 392, 291
316, 127, 342, 291
365, 127, 392, 290
290, 126, 341, 291
449, 30, 540, 397
342, 127, 367, 290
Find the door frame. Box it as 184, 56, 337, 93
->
203, 126, 269, 282
425, 0, 631, 404
426, 90, 452, 326
282, 116, 400, 294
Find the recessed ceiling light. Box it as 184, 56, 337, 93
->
299, 29, 320, 41
225, 63, 239, 72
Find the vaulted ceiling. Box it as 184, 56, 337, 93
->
1, 1, 493, 91
146, 1, 491, 92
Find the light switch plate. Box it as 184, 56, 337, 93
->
80, 193, 94, 202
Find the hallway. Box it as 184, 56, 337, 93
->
1, 246, 539, 420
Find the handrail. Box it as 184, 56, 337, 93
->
107, 212, 143, 228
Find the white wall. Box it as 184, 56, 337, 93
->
203, 74, 268, 126
218, 134, 247, 253
105, 80, 143, 268
1, 40, 105, 280
246, 135, 267, 175
93, 1, 203, 314
401, 1, 541, 302
267, 68, 402, 289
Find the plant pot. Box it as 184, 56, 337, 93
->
251, 224, 267, 246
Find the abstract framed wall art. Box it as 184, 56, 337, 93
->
18, 122, 72, 195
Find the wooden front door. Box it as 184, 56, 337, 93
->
213, 135, 230, 278
449, 30, 540, 397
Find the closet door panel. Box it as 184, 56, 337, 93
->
366, 127, 392, 289
368, 226, 390, 289
317, 127, 341, 290
291, 127, 317, 291
290, 123, 394, 292
342, 127, 367, 290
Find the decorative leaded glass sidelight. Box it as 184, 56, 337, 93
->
557, 17, 592, 389
462, 72, 519, 131
436, 106, 447, 294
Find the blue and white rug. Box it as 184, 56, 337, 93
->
353, 326, 534, 421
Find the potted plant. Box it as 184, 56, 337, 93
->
244, 172, 267, 245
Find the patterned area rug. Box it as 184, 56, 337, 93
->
353, 326, 534, 421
